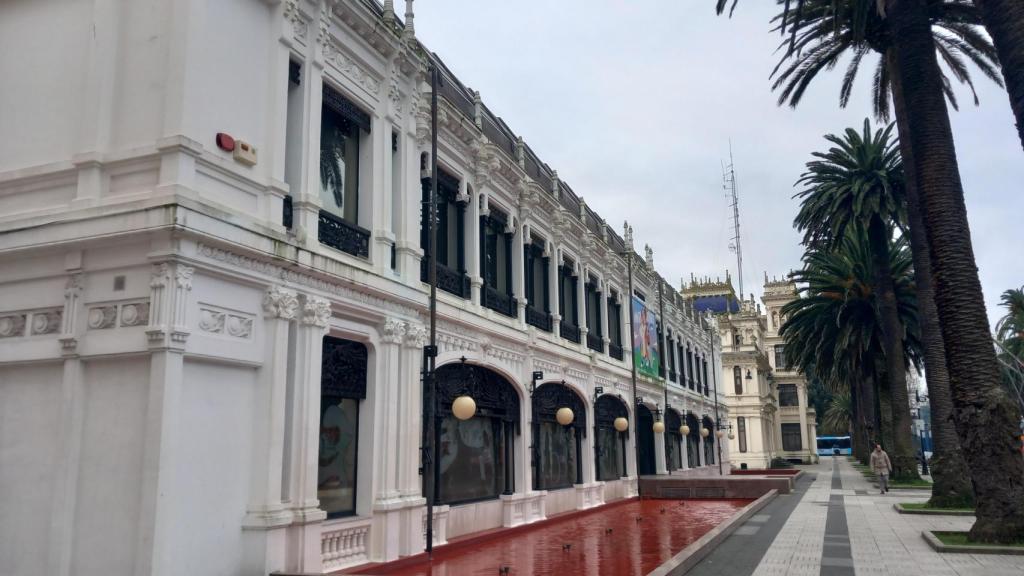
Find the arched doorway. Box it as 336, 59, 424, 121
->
702, 416, 716, 465
686, 412, 701, 467
431, 362, 520, 505
532, 382, 586, 490
637, 404, 656, 476
594, 395, 628, 481
664, 408, 683, 471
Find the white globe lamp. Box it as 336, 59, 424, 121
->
556, 407, 575, 426
452, 395, 476, 421
613, 417, 629, 432
653, 421, 665, 434
700, 427, 710, 438
680, 424, 690, 436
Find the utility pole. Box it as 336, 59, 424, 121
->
724, 143, 744, 298
421, 61, 439, 558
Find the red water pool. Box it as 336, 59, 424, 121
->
350, 498, 750, 576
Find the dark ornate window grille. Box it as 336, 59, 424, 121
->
526, 306, 552, 332
483, 285, 517, 318
420, 259, 471, 298
532, 383, 586, 489
609, 342, 624, 360
318, 210, 370, 258
586, 331, 603, 352
431, 362, 520, 504
665, 409, 683, 471
560, 319, 581, 344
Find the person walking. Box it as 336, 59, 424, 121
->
870, 443, 893, 494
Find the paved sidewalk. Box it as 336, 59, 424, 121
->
690, 457, 1024, 575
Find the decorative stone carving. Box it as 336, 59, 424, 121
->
120, 303, 149, 327
380, 317, 406, 344
283, 0, 307, 43
325, 42, 383, 95
31, 310, 62, 335
404, 322, 427, 349
226, 315, 253, 338
263, 286, 299, 320
0, 313, 26, 338
196, 244, 420, 319
199, 308, 226, 334
302, 296, 331, 329
87, 306, 117, 330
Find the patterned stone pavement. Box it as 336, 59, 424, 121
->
698, 457, 1024, 576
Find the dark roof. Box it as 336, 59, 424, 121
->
693, 295, 740, 314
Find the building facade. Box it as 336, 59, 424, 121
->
685, 274, 817, 469
0, 1, 727, 575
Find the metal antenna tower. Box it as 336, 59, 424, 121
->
724, 143, 744, 299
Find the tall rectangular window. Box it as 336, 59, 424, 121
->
774, 345, 787, 370
778, 384, 799, 407
318, 337, 368, 518
738, 417, 747, 453
559, 260, 578, 326
781, 423, 803, 451
320, 89, 366, 224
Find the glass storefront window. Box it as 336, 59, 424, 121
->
318, 397, 360, 517
438, 415, 505, 504
537, 422, 577, 489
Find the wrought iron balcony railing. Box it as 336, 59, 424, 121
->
609, 342, 624, 360
483, 286, 517, 318
560, 320, 581, 344
526, 307, 552, 332
420, 259, 470, 299
586, 332, 603, 353
318, 210, 370, 258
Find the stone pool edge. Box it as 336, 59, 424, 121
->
646, 489, 779, 576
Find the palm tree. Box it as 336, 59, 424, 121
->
885, 0, 1024, 542
792, 120, 921, 480
996, 286, 1024, 360
715, 0, 1024, 538
971, 0, 1024, 152
822, 389, 853, 436
768, 0, 1002, 121
780, 229, 922, 470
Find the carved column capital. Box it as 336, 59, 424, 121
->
381, 317, 406, 344
301, 295, 331, 329
403, 322, 428, 349
263, 286, 299, 320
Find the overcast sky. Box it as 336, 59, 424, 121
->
416, 1, 1022, 329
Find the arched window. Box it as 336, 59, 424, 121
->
685, 413, 701, 466
318, 337, 368, 518
533, 383, 586, 490
433, 363, 520, 505
665, 409, 683, 471
594, 395, 628, 481
733, 366, 742, 395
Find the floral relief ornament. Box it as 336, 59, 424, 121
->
381, 317, 406, 344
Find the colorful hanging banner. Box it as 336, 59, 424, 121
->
631, 296, 660, 379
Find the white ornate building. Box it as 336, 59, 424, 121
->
0, 1, 727, 575
684, 274, 817, 469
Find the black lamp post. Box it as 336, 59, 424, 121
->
421, 61, 440, 557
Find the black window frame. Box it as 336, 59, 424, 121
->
738, 416, 748, 453
778, 383, 799, 407
318, 336, 368, 519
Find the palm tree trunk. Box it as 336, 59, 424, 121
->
861, 372, 879, 457
867, 216, 920, 480
886, 0, 1024, 542
887, 49, 975, 508
850, 381, 869, 463
973, 0, 1024, 152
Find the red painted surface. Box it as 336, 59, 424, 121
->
353, 498, 749, 576
731, 469, 799, 475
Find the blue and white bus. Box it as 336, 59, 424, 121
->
816, 435, 852, 456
